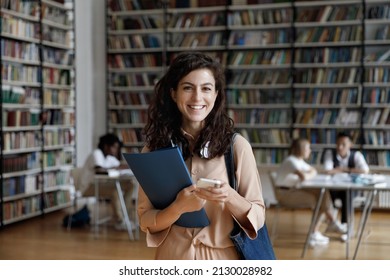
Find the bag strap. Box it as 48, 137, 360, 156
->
224, 132, 238, 190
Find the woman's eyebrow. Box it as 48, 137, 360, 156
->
179, 81, 214, 87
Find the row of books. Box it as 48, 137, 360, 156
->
2, 63, 41, 83
229, 70, 291, 85
108, 34, 161, 50
228, 50, 291, 66
228, 30, 290, 46
1, 39, 39, 62
3, 131, 40, 151
2, 175, 38, 197
374, 25, 390, 41
296, 25, 363, 44
364, 151, 390, 166
168, 12, 225, 29
294, 108, 360, 125
3, 196, 41, 221
365, 68, 390, 83
108, 0, 158, 11
2, 85, 40, 105
365, 49, 390, 63
42, 109, 75, 126
228, 108, 291, 124
107, 54, 162, 69
1, 0, 39, 16
295, 68, 360, 84
295, 47, 361, 64
109, 15, 161, 30
252, 148, 289, 165
1, 15, 40, 40
363, 108, 390, 126
43, 190, 71, 209
42, 3, 70, 26
43, 150, 74, 168
109, 110, 148, 124
44, 89, 75, 106
171, 32, 224, 48
2, 110, 40, 127
364, 130, 390, 146
363, 88, 390, 104
239, 128, 291, 144
294, 88, 360, 105
110, 73, 158, 87
292, 128, 361, 145
227, 89, 291, 105
42, 25, 71, 46
367, 5, 390, 19
228, 8, 292, 26
43, 48, 74, 66
108, 91, 152, 106
44, 128, 75, 147
43, 170, 72, 188
3, 152, 41, 173
115, 128, 145, 144
296, 5, 362, 23
42, 68, 71, 85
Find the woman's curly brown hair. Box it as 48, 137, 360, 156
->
143, 52, 235, 160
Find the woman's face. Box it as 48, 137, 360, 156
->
104, 142, 119, 157
171, 68, 218, 132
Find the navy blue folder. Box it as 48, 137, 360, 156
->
122, 146, 209, 228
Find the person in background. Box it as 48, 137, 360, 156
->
276, 138, 346, 247
138, 52, 265, 259
322, 131, 370, 238
79, 133, 135, 230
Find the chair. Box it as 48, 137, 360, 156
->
268, 171, 317, 241
66, 167, 112, 230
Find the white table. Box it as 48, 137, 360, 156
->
94, 172, 139, 241
298, 174, 389, 259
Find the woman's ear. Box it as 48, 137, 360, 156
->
170, 88, 176, 102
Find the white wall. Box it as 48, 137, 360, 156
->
75, 0, 106, 166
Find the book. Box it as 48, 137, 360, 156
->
122, 146, 209, 228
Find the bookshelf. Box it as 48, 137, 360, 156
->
105, 0, 390, 195
292, 0, 364, 166
227, 0, 294, 167
0, 0, 75, 226
106, 0, 165, 153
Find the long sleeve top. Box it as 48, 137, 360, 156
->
137, 134, 265, 259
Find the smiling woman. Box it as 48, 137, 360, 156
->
170, 68, 218, 134
138, 52, 266, 260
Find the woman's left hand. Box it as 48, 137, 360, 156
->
194, 181, 235, 203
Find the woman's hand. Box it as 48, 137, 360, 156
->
194, 181, 235, 203
174, 185, 206, 214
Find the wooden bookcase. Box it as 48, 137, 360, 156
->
0, 0, 76, 227
105, 0, 390, 206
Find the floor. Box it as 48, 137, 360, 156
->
1, 205, 390, 260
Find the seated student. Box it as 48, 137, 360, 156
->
275, 138, 346, 246
79, 133, 135, 230
323, 131, 370, 233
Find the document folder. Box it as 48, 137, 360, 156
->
122, 146, 209, 228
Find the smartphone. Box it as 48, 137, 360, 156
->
196, 178, 221, 189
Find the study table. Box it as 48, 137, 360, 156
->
94, 170, 139, 241
298, 173, 389, 259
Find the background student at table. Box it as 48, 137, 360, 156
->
322, 131, 370, 230
275, 138, 346, 247
79, 133, 135, 230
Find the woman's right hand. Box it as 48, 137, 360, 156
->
174, 185, 206, 214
